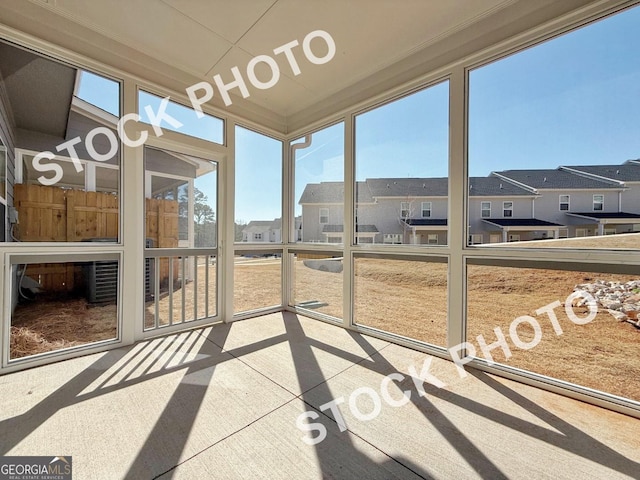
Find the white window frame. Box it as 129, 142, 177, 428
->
559, 195, 570, 211
593, 194, 604, 211
502, 201, 513, 217
400, 202, 410, 218
427, 233, 438, 245
481, 201, 491, 218
319, 208, 329, 224
421, 201, 432, 218
254, 232, 263, 241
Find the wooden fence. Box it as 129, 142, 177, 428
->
14, 184, 179, 293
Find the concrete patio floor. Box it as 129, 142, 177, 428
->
0, 311, 638, 479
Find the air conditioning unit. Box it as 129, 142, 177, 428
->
86, 260, 119, 303
84, 238, 154, 303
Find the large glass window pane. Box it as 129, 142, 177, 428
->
235, 126, 282, 243
0, 40, 122, 243
294, 123, 344, 244
144, 146, 217, 248
234, 253, 281, 313
10, 258, 119, 360
138, 90, 224, 144
355, 81, 449, 246
76, 70, 120, 116
466, 262, 639, 402
468, 6, 640, 248
354, 256, 448, 347
290, 252, 342, 319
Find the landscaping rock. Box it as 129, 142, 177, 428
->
608, 309, 628, 322
574, 279, 640, 330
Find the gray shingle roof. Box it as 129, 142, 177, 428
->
483, 218, 565, 227
244, 219, 281, 231
299, 181, 374, 204
468, 177, 534, 196
560, 164, 640, 183
404, 219, 448, 226
365, 178, 448, 197
322, 224, 379, 233
566, 212, 640, 220
494, 169, 621, 190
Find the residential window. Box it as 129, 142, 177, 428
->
427, 234, 439, 245
481, 201, 491, 218
593, 195, 604, 211
421, 202, 432, 218
508, 233, 520, 242
559, 195, 570, 211
319, 208, 329, 224
503, 201, 513, 217
400, 202, 410, 218
254, 233, 263, 241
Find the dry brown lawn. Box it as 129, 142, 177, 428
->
499, 231, 640, 249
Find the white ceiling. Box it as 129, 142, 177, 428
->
0, 0, 603, 133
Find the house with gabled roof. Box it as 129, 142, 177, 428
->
494, 164, 640, 237
557, 161, 640, 235
299, 161, 640, 245
468, 176, 545, 243
241, 218, 282, 243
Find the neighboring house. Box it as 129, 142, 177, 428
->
298, 160, 640, 244
468, 176, 541, 244
556, 162, 640, 235
494, 164, 640, 237
241, 219, 282, 243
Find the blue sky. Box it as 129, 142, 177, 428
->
77, 5, 640, 224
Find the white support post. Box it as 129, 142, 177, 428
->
120, 76, 145, 343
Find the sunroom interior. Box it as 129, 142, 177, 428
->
0, 0, 639, 478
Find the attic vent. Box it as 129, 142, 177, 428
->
543, 177, 547, 182
386, 183, 390, 188
422, 183, 426, 188
616, 169, 620, 174
499, 183, 503, 189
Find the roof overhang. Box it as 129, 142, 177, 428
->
566, 212, 640, 224
482, 218, 566, 231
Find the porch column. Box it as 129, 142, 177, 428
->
412, 228, 418, 244
502, 229, 508, 242
597, 222, 604, 236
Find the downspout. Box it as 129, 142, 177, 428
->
619, 189, 622, 211
290, 135, 313, 242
